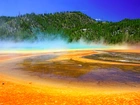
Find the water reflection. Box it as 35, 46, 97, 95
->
19, 55, 140, 84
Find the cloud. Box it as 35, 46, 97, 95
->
95, 18, 101, 21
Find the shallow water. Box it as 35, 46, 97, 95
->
84, 52, 140, 64
0, 51, 140, 87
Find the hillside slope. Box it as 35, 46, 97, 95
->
0, 11, 139, 44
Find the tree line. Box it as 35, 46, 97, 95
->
0, 11, 139, 44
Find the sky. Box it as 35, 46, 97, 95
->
0, 0, 139, 22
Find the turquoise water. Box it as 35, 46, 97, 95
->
0, 40, 112, 51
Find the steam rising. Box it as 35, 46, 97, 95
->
0, 36, 128, 53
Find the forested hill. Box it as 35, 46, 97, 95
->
0, 11, 140, 44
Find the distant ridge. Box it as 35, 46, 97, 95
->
0, 11, 139, 44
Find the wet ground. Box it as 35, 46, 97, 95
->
84, 51, 140, 64
0, 50, 139, 88
0, 50, 140, 105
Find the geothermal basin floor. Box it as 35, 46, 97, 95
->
0, 49, 140, 105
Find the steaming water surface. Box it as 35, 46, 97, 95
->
0, 40, 124, 52
0, 40, 138, 87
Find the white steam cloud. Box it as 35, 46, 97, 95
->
0, 39, 115, 52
